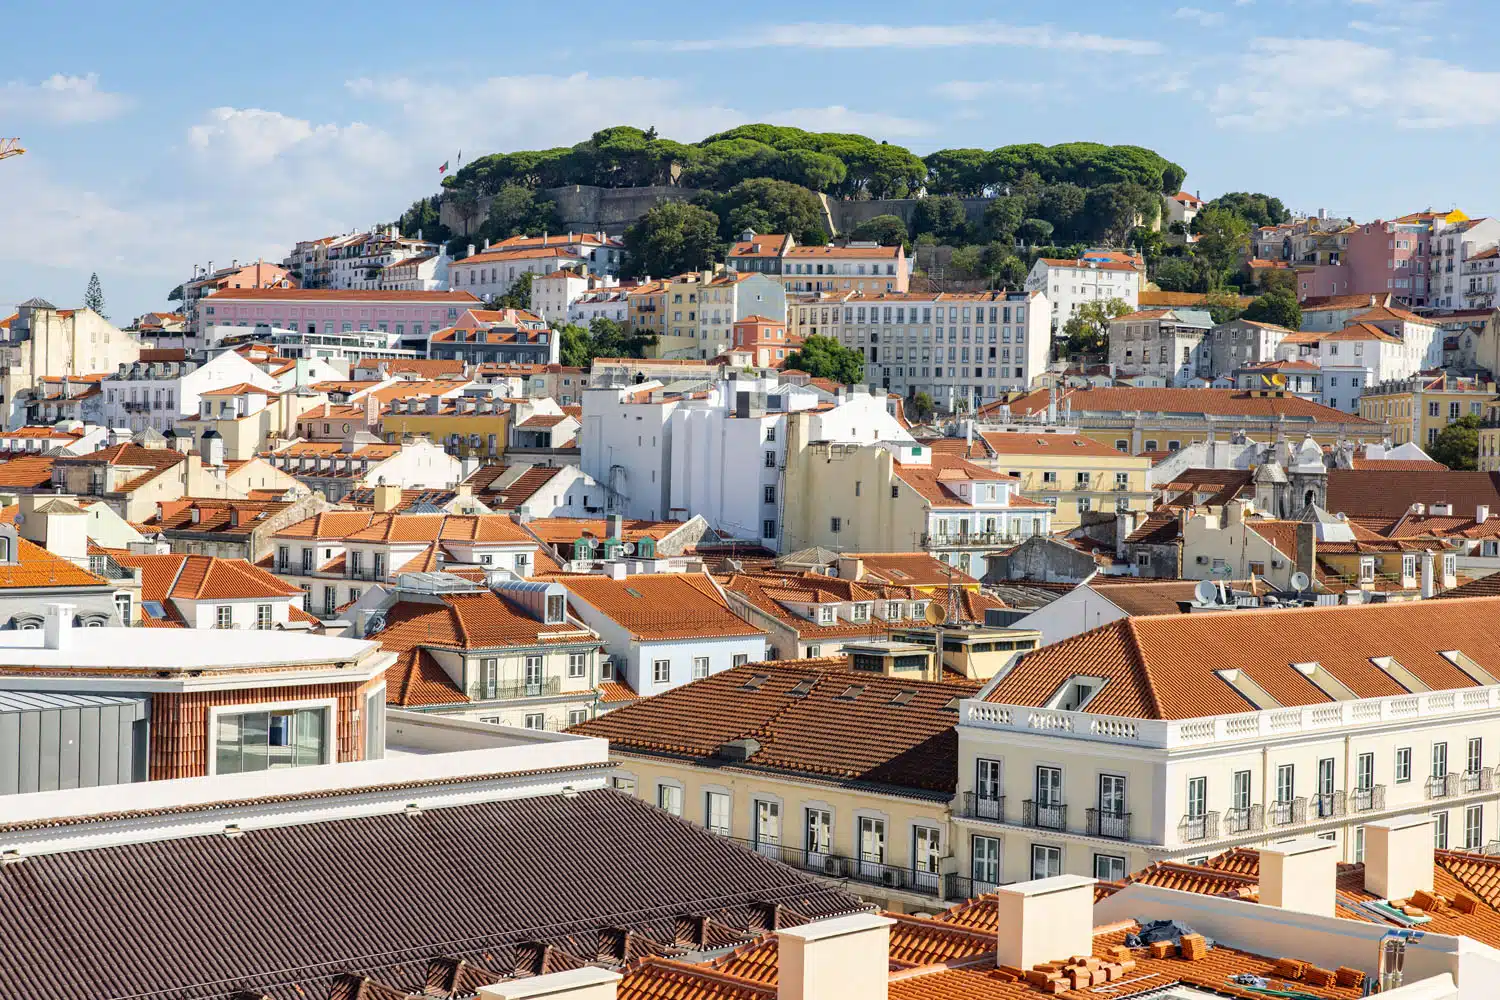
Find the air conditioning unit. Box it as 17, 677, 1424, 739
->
1271, 560, 1284, 569
879, 868, 904, 888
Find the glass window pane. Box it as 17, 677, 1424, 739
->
240, 711, 270, 772
215, 714, 243, 775
295, 708, 326, 767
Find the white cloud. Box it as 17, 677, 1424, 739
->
638, 22, 1160, 55
0, 73, 131, 124
1174, 7, 1226, 27
931, 80, 1047, 102
1348, 19, 1401, 33
187, 107, 389, 168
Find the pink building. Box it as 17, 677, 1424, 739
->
1293, 212, 1466, 309
199, 288, 482, 348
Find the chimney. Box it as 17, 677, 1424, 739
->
1258, 838, 1337, 917
776, 911, 894, 1000
373, 483, 403, 513
835, 556, 864, 581
1421, 549, 1436, 599
477, 968, 621, 1000
1365, 816, 1435, 902
1295, 521, 1316, 582
201, 430, 224, 468
43, 603, 75, 651
608, 513, 623, 542
1431, 502, 1453, 516
607, 561, 628, 580
993, 875, 1096, 972
1115, 509, 1137, 561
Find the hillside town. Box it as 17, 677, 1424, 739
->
10, 50, 1500, 1000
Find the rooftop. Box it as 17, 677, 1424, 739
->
0, 623, 377, 674
561, 573, 765, 642
987, 387, 1378, 423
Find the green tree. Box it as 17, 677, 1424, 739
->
1204, 288, 1247, 325
477, 184, 559, 243
494, 272, 534, 311
396, 196, 453, 243
559, 323, 593, 368
706, 178, 827, 245
83, 272, 107, 319
982, 197, 1026, 243
923, 148, 991, 196
1153, 256, 1203, 293
1037, 183, 1087, 241
782, 335, 865, 384
1015, 218, 1053, 246
167, 284, 184, 303
1431, 413, 1480, 471
1062, 298, 1132, 357
910, 195, 969, 243
622, 200, 722, 278
849, 214, 908, 246
909, 391, 936, 422
1192, 206, 1251, 286
447, 188, 483, 237
1242, 289, 1302, 329
1204, 192, 1291, 228
560, 317, 655, 366
1082, 182, 1154, 245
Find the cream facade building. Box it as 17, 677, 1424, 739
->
951, 597, 1500, 892
0, 299, 143, 428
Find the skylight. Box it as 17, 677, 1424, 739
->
788, 679, 815, 698
889, 689, 916, 706
835, 685, 864, 701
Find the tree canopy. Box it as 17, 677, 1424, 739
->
560, 317, 656, 368
1064, 298, 1132, 357
1191, 207, 1252, 287
848, 214, 908, 246
1242, 289, 1302, 329
702, 178, 828, 245
84, 273, 107, 319
1431, 414, 1480, 471
622, 200, 722, 279
782, 335, 865, 385
1204, 191, 1291, 229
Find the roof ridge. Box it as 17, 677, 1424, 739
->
1120, 617, 1166, 719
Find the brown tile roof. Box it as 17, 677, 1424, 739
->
1300, 292, 1392, 311
1090, 579, 1260, 617
563, 574, 764, 641
0, 456, 57, 488
720, 571, 990, 641
848, 553, 982, 588
1324, 322, 1401, 343
113, 553, 302, 602
1160, 468, 1254, 508
1124, 511, 1180, 545
1327, 470, 1500, 520
275, 512, 532, 544
572, 662, 978, 795
985, 387, 1375, 423
147, 499, 293, 536
463, 464, 566, 509
337, 488, 459, 512
985, 596, 1500, 719
727, 234, 795, 259
979, 431, 1132, 459
524, 517, 681, 544
1139, 290, 1254, 309
0, 789, 866, 1000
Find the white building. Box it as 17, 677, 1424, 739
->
1108, 308, 1214, 386
450, 234, 624, 297
379, 252, 450, 292
952, 596, 1500, 887
568, 287, 630, 327
0, 300, 144, 428
100, 350, 278, 434
262, 434, 463, 503
531, 269, 592, 325
1317, 311, 1442, 413
1166, 190, 1204, 229
323, 228, 442, 291
1025, 252, 1143, 333
1434, 217, 1500, 310
810, 290, 1050, 412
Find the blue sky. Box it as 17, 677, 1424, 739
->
1, 0, 1494, 320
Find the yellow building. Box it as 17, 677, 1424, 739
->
938, 430, 1153, 532
1360, 373, 1495, 448
572, 658, 983, 911
981, 385, 1389, 453
652, 271, 716, 359
379, 397, 509, 461
626, 279, 667, 347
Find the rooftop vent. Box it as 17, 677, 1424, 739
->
717, 737, 761, 761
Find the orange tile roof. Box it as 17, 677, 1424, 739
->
727, 234, 794, 259
1300, 292, 1392, 311
457, 246, 585, 264
893, 453, 1020, 509
113, 553, 302, 602
985, 596, 1500, 719
1325, 322, 1402, 343
524, 518, 681, 544
0, 456, 57, 488
979, 431, 1135, 459
0, 538, 109, 590
198, 382, 277, 397
562, 573, 764, 642
845, 552, 982, 588
985, 387, 1378, 423
1327, 469, 1500, 519
572, 662, 978, 794
1038, 257, 1139, 272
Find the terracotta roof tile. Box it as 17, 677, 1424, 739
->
0, 538, 108, 589
1327, 470, 1500, 520
563, 574, 763, 641
984, 387, 1377, 423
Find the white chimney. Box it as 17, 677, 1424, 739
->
1422, 550, 1436, 599
1258, 838, 1337, 917
43, 603, 75, 651
1431, 502, 1453, 516
776, 911, 893, 1000
1365, 816, 1435, 902
993, 874, 1096, 972
1477, 505, 1489, 525
478, 968, 621, 1000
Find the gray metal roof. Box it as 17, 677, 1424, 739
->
0, 691, 147, 713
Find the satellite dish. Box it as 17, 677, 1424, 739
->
924, 602, 946, 625
1290, 571, 1311, 592
620, 542, 636, 556
1193, 580, 1219, 606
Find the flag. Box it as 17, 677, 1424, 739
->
438, 160, 449, 175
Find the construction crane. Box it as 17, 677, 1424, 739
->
0, 139, 24, 162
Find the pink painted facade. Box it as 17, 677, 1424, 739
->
200, 291, 482, 336
1294, 220, 1441, 308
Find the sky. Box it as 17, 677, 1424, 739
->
1, 0, 1496, 321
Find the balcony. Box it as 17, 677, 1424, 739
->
1462, 768, 1494, 794
921, 531, 1019, 549
1312, 790, 1346, 820
467, 676, 563, 701
1269, 798, 1307, 827
1426, 774, 1458, 800
1086, 808, 1131, 840
347, 567, 382, 581
1178, 812, 1219, 842
943, 873, 1001, 900
959, 792, 1005, 822
731, 838, 948, 897
1351, 785, 1386, 813
1224, 805, 1263, 835
1021, 799, 1067, 831
1071, 481, 1092, 491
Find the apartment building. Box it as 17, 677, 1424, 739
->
946, 429, 1153, 532
651, 270, 786, 360
1361, 374, 1494, 448
428, 308, 559, 365
572, 660, 979, 911
199, 288, 481, 346
269, 510, 540, 617
817, 290, 1050, 411
1206, 318, 1295, 375
726, 230, 909, 295
177, 259, 296, 334
1024, 252, 1143, 333
261, 435, 460, 502
625, 278, 668, 344
47, 442, 296, 522
341, 574, 611, 728
449, 233, 623, 294
952, 597, 1500, 888
1432, 217, 1500, 309
108, 551, 310, 629
1107, 308, 1213, 385
560, 572, 767, 698
100, 350, 277, 435
0, 299, 143, 428
378, 251, 449, 291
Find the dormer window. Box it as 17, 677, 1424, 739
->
851, 603, 870, 623
1359, 557, 1376, 583
817, 605, 834, 625
886, 602, 902, 620
1046, 675, 1108, 712
546, 593, 565, 624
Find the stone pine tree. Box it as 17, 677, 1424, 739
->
83, 272, 107, 319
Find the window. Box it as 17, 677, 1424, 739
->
216, 605, 233, 629
568, 651, 587, 678
755, 800, 781, 847
255, 604, 272, 630
765, 451, 776, 468
763, 485, 776, 504
1186, 776, 1206, 817
524, 713, 545, 730
1466, 804, 1484, 849
1355, 825, 1366, 863
805, 808, 832, 858
1433, 810, 1449, 849
1232, 770, 1251, 811
480, 658, 498, 699
1396, 747, 1412, 783
214, 706, 327, 774
972, 835, 1000, 888
546, 593, 565, 623
1357, 752, 1375, 791
732, 653, 749, 667
1115, 472, 1130, 489
762, 519, 776, 538
1035, 765, 1062, 806
692, 656, 709, 680
830, 516, 842, 533
277, 545, 289, 571
652, 659, 670, 684
913, 825, 942, 879
858, 816, 887, 867
1276, 763, 1295, 803
657, 783, 683, 816
1094, 854, 1126, 881
1030, 844, 1062, 879
568, 708, 588, 726
1433, 741, 1449, 778
611, 774, 636, 792
706, 791, 731, 835
1469, 737, 1484, 775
